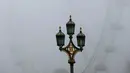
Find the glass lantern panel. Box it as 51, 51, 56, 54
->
67, 25, 75, 35
59, 37, 65, 46
77, 38, 85, 47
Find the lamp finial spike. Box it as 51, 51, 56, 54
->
69, 15, 72, 21
80, 27, 82, 33
59, 26, 61, 31
80, 27, 82, 31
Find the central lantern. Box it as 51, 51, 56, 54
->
66, 15, 75, 36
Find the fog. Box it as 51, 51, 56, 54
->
0, 0, 130, 73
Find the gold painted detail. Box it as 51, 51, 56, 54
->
68, 43, 75, 55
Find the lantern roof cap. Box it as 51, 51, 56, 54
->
77, 27, 85, 37
56, 26, 65, 36
66, 15, 75, 25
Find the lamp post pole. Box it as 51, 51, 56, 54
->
70, 63, 74, 73
56, 15, 86, 73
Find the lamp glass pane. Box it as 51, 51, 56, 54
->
56, 36, 65, 46
67, 25, 75, 35
77, 37, 85, 47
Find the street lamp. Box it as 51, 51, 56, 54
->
56, 15, 86, 73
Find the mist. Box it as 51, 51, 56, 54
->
0, 0, 130, 73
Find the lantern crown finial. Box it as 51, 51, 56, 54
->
59, 26, 61, 31
80, 27, 82, 32
70, 15, 72, 21
77, 27, 85, 36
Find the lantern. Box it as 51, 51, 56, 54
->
56, 26, 65, 47
77, 27, 85, 47
66, 15, 75, 36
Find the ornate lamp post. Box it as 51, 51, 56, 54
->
56, 15, 86, 73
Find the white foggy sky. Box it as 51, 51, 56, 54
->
0, 0, 130, 73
